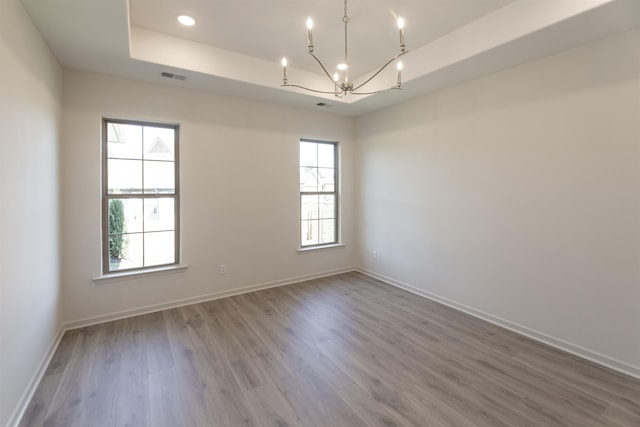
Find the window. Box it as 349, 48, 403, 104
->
102, 119, 179, 273
299, 139, 338, 247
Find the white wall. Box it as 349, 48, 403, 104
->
0, 1, 63, 426
61, 70, 356, 323
356, 29, 640, 374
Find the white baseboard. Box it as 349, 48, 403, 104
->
6, 325, 65, 427
65, 266, 357, 330
357, 268, 640, 380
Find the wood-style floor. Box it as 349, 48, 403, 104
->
20, 272, 640, 426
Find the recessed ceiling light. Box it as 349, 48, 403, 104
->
177, 15, 195, 26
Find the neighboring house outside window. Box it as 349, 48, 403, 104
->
299, 139, 338, 247
102, 119, 179, 273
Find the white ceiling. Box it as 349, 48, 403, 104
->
21, 0, 640, 116
128, 0, 513, 78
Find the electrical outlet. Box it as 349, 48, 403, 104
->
372, 250, 377, 259
219, 264, 227, 274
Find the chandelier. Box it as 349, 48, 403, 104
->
280, 0, 407, 97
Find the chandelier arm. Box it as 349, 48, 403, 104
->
281, 84, 340, 95
350, 50, 408, 92
308, 51, 342, 86
351, 87, 402, 96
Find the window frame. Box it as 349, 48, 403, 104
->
299, 138, 339, 248
101, 118, 180, 274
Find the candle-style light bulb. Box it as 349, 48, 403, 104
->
397, 17, 405, 52
396, 61, 403, 88
333, 72, 339, 82
281, 57, 288, 84
306, 17, 314, 52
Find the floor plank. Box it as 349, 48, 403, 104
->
20, 272, 640, 427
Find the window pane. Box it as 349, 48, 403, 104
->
122, 198, 144, 233
108, 159, 142, 194
143, 126, 175, 161
107, 123, 142, 159
144, 231, 175, 266
110, 233, 143, 271
317, 167, 335, 192
319, 194, 335, 219
109, 198, 143, 235
317, 143, 334, 168
144, 161, 175, 194
300, 142, 317, 167
301, 220, 318, 246
144, 198, 175, 232
301, 195, 319, 220
300, 167, 318, 192
319, 219, 336, 244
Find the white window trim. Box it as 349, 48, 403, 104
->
93, 264, 189, 283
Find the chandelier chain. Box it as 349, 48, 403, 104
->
344, 0, 349, 85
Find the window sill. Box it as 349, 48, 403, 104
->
297, 243, 345, 253
93, 264, 188, 283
